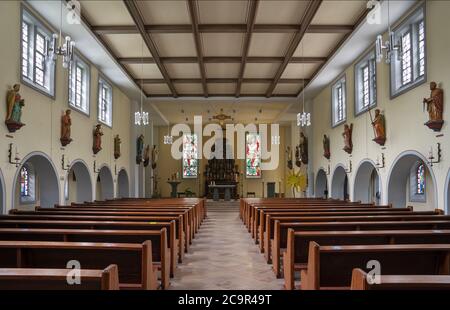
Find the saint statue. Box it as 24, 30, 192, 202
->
5, 84, 26, 132
342, 123, 353, 154
143, 145, 150, 167
92, 124, 103, 154
423, 81, 444, 131
151, 145, 158, 170
323, 134, 330, 159
286, 146, 293, 170
371, 109, 386, 146
299, 132, 308, 164
295, 145, 301, 168
114, 135, 121, 159
136, 134, 144, 165
60, 109, 72, 146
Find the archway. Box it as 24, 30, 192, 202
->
387, 151, 437, 209
117, 169, 130, 198
65, 160, 93, 204
13, 152, 60, 208
445, 168, 450, 215
96, 165, 114, 200
331, 165, 348, 200
354, 160, 381, 204
0, 168, 5, 214
315, 168, 328, 198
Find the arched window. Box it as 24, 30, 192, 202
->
409, 161, 426, 202
19, 164, 36, 204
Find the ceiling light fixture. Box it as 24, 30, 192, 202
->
375, 0, 403, 64
297, 41, 311, 127
135, 38, 149, 126
46, 1, 75, 69
163, 123, 173, 145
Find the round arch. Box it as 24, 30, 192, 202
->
66, 159, 93, 204
117, 168, 130, 198
353, 159, 381, 204
12, 151, 60, 208
315, 168, 328, 198
387, 150, 437, 209
0, 168, 5, 214
96, 164, 114, 200
443, 168, 450, 215
331, 164, 348, 200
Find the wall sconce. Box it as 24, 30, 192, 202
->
345, 160, 352, 174
61, 154, 70, 171
428, 143, 442, 167
8, 143, 21, 167
375, 153, 385, 170
93, 160, 100, 173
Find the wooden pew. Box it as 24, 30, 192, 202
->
0, 219, 178, 279
273, 219, 450, 278
297, 242, 450, 290
261, 211, 443, 261
350, 268, 450, 290
0, 265, 119, 290
0, 240, 158, 290
0, 227, 171, 289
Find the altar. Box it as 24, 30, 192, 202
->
208, 184, 237, 201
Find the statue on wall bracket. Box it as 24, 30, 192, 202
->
286, 146, 293, 170
60, 109, 72, 146
92, 124, 103, 154
299, 132, 308, 164
295, 145, 301, 168
114, 135, 121, 159
323, 134, 331, 159
370, 108, 386, 146
342, 123, 353, 154
423, 81, 444, 132
151, 145, 158, 170
143, 145, 150, 167
5, 84, 25, 133
136, 134, 144, 165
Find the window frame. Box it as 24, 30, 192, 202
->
97, 76, 113, 128
331, 74, 347, 127
19, 164, 36, 205
390, 3, 427, 99
354, 48, 377, 116
182, 133, 199, 179
20, 5, 56, 99
68, 52, 91, 116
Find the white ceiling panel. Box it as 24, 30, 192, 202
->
243, 63, 279, 78
126, 64, 163, 79
281, 63, 320, 79
208, 83, 237, 94
165, 63, 201, 79
255, 0, 309, 24
202, 33, 244, 57
294, 33, 346, 57
137, 0, 191, 25
102, 34, 152, 58
205, 63, 240, 78
240, 83, 270, 94
81, 1, 134, 26
248, 33, 293, 57
272, 83, 302, 95
152, 33, 197, 57
198, 0, 249, 24
143, 84, 171, 95
311, 0, 367, 25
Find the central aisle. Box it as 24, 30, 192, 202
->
169, 201, 284, 290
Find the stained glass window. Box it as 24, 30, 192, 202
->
245, 133, 261, 178
416, 163, 425, 195
182, 134, 198, 178
20, 166, 30, 197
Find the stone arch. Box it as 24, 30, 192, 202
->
353, 159, 381, 204
65, 159, 93, 204
331, 164, 348, 200
96, 164, 114, 200
117, 168, 130, 198
315, 168, 328, 198
0, 168, 5, 214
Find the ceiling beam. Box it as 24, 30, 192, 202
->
236, 0, 259, 97
147, 93, 298, 98
123, 0, 178, 97
92, 24, 354, 35
137, 78, 309, 84
118, 56, 326, 64
187, 0, 208, 97
265, 0, 323, 97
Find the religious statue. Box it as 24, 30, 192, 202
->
323, 134, 331, 159
370, 108, 386, 146
295, 145, 301, 168
151, 145, 158, 170
423, 81, 444, 131
299, 132, 308, 164
286, 146, 293, 170
5, 84, 26, 132
60, 109, 72, 146
114, 135, 121, 159
92, 124, 103, 154
143, 145, 150, 167
136, 134, 144, 165
342, 123, 353, 154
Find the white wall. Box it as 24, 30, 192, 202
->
311, 1, 449, 211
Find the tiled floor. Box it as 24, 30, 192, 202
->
169, 201, 285, 290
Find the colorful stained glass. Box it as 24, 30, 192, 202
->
416, 163, 425, 195
20, 166, 29, 197
182, 134, 198, 178
246, 133, 261, 178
